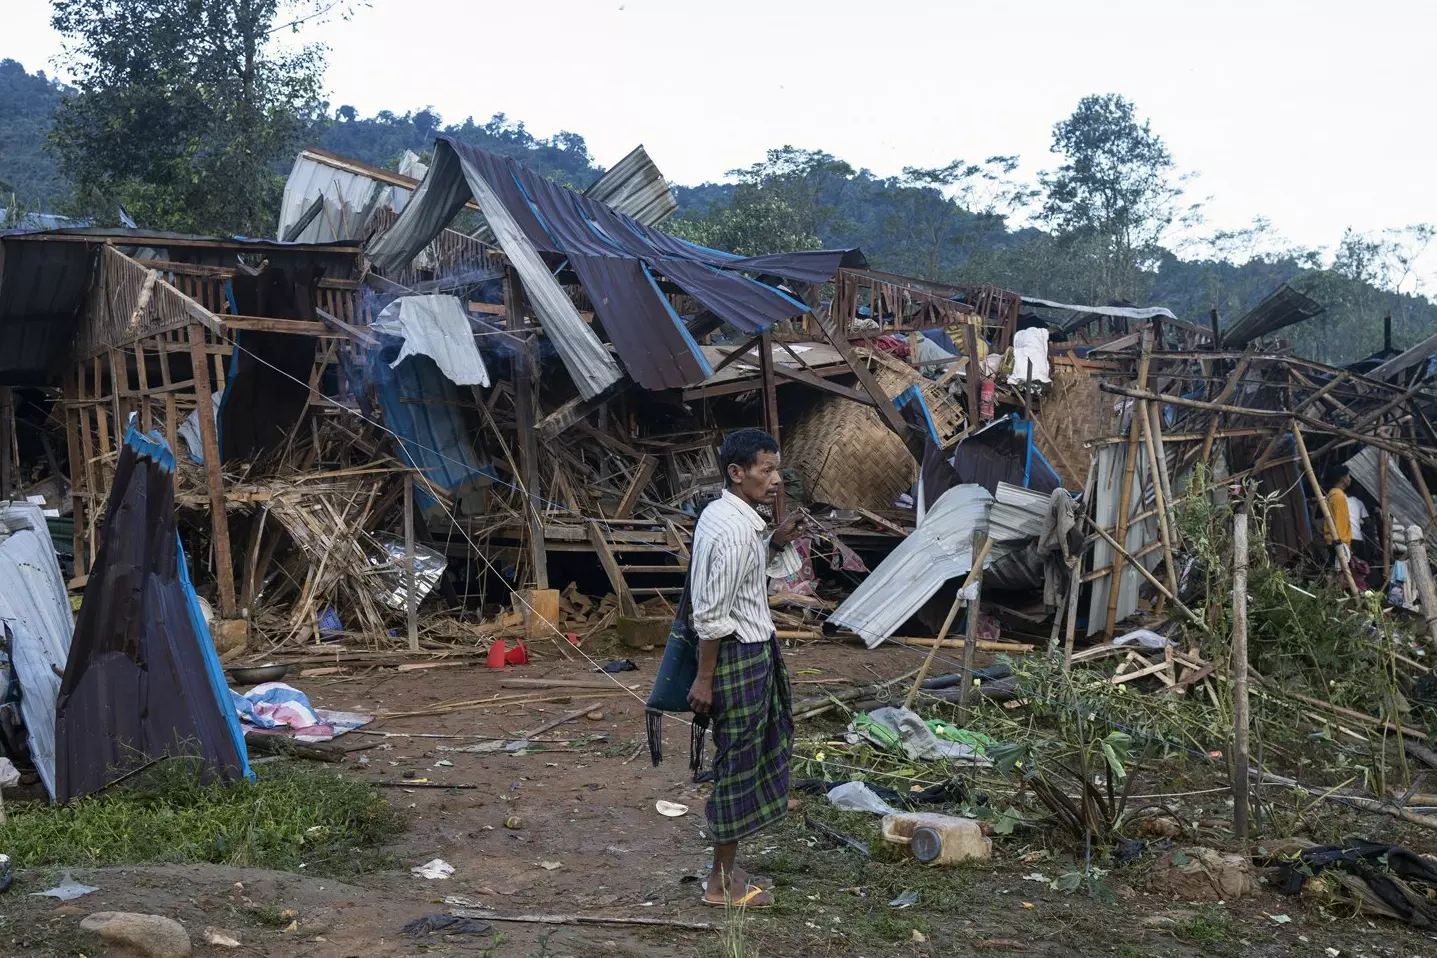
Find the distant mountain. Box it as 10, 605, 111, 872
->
0, 59, 69, 209
0, 59, 1430, 363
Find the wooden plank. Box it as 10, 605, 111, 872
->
507, 271, 549, 591
812, 307, 907, 436
220, 316, 332, 336
62, 368, 87, 575
587, 521, 638, 617
614, 455, 658, 520
133, 341, 153, 431
405, 474, 419, 652
314, 307, 380, 347
189, 323, 238, 617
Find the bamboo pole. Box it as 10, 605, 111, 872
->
1232, 502, 1251, 840
904, 536, 993, 710
1139, 391, 1180, 598
1403, 526, 1437, 652
1085, 518, 1210, 635
1063, 457, 1099, 670
958, 531, 988, 722
1290, 420, 1360, 595
1101, 382, 1437, 469
1104, 331, 1152, 635
1148, 401, 1179, 546
405, 473, 419, 652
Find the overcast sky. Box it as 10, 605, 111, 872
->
6, 0, 1436, 290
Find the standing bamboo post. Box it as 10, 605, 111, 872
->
1149, 402, 1179, 546
1290, 420, 1359, 595
1104, 330, 1152, 635
958, 532, 988, 722
1232, 502, 1252, 840
1139, 393, 1180, 598
905, 536, 992, 710
1404, 526, 1437, 652
405, 473, 419, 652
1379, 445, 1392, 580
1058, 558, 1082, 668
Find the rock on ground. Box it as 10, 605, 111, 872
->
79, 912, 192, 958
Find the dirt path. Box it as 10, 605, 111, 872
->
7, 639, 1436, 957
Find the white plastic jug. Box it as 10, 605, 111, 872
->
881, 812, 991, 864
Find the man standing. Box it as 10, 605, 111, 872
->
1346, 489, 1371, 563
688, 428, 805, 908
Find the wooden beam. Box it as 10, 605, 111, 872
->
812, 308, 907, 436
536, 381, 633, 440
588, 521, 637, 617
614, 455, 658, 520
507, 270, 548, 592
188, 323, 237, 617
314, 307, 380, 347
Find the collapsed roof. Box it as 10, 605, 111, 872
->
366, 135, 866, 395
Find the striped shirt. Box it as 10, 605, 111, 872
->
690, 490, 802, 644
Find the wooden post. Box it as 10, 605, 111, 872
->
958, 531, 988, 722
405, 473, 419, 652
1290, 420, 1359, 595
1105, 329, 1152, 635
506, 269, 549, 591
1404, 526, 1437, 652
62, 369, 86, 574
1232, 502, 1252, 840
188, 323, 237, 618
759, 328, 785, 519
963, 323, 981, 424
905, 536, 992, 710
1379, 446, 1392, 581
0, 386, 12, 501
1062, 458, 1098, 670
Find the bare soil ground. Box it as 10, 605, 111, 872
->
5, 639, 1435, 958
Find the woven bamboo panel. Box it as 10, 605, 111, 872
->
786, 348, 965, 511
1037, 358, 1109, 488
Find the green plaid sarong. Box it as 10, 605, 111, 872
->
705, 636, 792, 844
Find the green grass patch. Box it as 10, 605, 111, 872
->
0, 758, 403, 875
1173, 905, 1232, 949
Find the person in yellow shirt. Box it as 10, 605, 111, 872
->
1323, 465, 1353, 570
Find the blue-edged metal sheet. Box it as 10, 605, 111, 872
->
372, 352, 494, 519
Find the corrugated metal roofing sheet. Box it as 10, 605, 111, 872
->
829, 484, 993, 648
1086, 443, 1160, 635
367, 136, 864, 393
990, 482, 1050, 542
1220, 283, 1324, 347
1345, 445, 1432, 534
0, 501, 75, 800
585, 144, 679, 227
277, 151, 387, 244
0, 237, 96, 383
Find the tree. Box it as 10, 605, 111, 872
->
49, 0, 342, 235
1041, 94, 1189, 301
667, 194, 821, 257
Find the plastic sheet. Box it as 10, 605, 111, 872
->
368, 535, 447, 611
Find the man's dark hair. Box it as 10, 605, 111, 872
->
719, 428, 779, 483
1325, 464, 1350, 488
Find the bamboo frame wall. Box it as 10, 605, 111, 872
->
65, 246, 370, 621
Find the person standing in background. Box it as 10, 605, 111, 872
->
1346, 489, 1371, 563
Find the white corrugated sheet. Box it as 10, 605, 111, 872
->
990, 482, 1050, 542
1345, 446, 1432, 534
1086, 443, 1160, 635
373, 294, 491, 387
585, 145, 679, 226
0, 501, 74, 801
276, 150, 386, 243
830, 485, 993, 648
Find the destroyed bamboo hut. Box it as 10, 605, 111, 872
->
0, 136, 1433, 692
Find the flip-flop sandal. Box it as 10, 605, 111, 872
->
709, 867, 774, 891
699, 884, 773, 909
